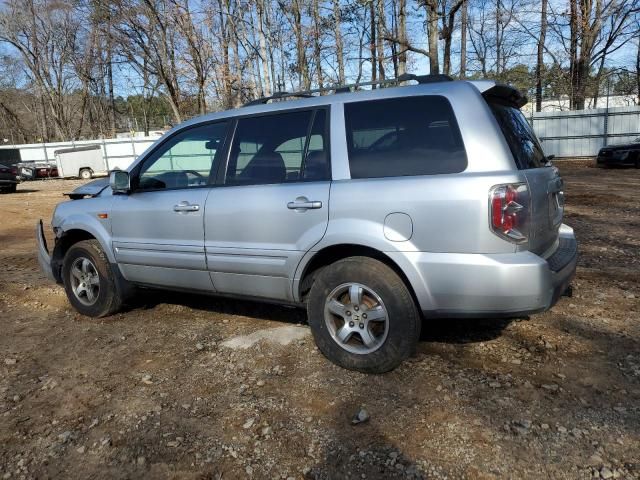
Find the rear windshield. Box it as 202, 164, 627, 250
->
489, 102, 545, 169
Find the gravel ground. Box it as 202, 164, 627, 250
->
0, 161, 638, 480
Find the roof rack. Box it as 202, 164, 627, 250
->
242, 73, 453, 107
243, 91, 314, 107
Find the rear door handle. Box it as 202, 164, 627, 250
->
287, 197, 322, 211
173, 201, 200, 212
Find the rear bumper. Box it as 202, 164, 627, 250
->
389, 224, 578, 317
36, 220, 55, 282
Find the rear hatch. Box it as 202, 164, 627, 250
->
484, 86, 563, 256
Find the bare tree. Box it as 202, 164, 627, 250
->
333, 0, 346, 83
535, 0, 548, 111
459, 0, 467, 78
0, 0, 83, 140
440, 0, 465, 76
376, 0, 387, 81
423, 0, 440, 73
256, 0, 273, 95
312, 0, 324, 88
114, 0, 184, 122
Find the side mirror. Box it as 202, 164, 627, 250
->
109, 170, 131, 194
544, 154, 555, 167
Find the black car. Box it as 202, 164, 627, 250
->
597, 137, 640, 168
0, 163, 19, 193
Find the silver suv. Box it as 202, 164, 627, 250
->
37, 76, 577, 373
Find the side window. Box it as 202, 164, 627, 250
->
226, 109, 329, 186
344, 96, 467, 179
137, 122, 228, 191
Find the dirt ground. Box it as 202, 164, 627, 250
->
0, 161, 638, 480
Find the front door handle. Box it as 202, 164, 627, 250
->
173, 201, 200, 212
287, 197, 322, 211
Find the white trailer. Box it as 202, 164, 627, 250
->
54, 145, 107, 179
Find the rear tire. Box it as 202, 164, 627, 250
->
62, 240, 123, 317
307, 256, 420, 373
8, 183, 16, 193
80, 168, 93, 180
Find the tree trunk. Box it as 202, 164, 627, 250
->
535, 0, 547, 112
637, 38, 640, 105
106, 11, 116, 137
426, 0, 439, 74
369, 1, 377, 85
495, 0, 501, 76
569, 0, 578, 109
442, 1, 463, 76
217, 0, 233, 108
397, 0, 407, 76
333, 0, 345, 84
460, 0, 467, 78
312, 0, 324, 88
257, 0, 272, 96
376, 0, 386, 81
291, 0, 310, 89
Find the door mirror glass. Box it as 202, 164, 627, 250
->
110, 170, 130, 193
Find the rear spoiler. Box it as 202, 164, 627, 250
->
482, 84, 528, 109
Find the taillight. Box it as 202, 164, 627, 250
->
489, 183, 528, 243
10, 167, 18, 176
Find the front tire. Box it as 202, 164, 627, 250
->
307, 257, 421, 373
62, 240, 123, 317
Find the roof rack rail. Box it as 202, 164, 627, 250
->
243, 91, 314, 107
242, 73, 454, 107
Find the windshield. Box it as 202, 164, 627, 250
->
489, 103, 546, 170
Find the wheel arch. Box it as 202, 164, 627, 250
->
294, 244, 422, 310
51, 229, 98, 282
51, 218, 115, 282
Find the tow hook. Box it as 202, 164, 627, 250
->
563, 285, 573, 298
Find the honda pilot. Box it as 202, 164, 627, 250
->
37, 75, 577, 373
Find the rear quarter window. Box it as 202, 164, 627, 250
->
344, 96, 467, 178
489, 102, 545, 169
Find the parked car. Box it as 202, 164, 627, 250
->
596, 137, 640, 168
37, 75, 577, 373
18, 162, 58, 180
0, 163, 19, 193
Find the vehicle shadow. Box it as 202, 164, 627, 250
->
130, 288, 515, 346
420, 316, 515, 344
131, 288, 307, 325
9, 188, 40, 194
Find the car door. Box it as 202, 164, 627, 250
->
205, 108, 331, 301
110, 121, 229, 291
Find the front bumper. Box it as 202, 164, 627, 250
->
36, 220, 55, 282
389, 224, 578, 317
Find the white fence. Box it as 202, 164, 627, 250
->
531, 105, 640, 158
1, 104, 638, 165
0, 136, 160, 171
